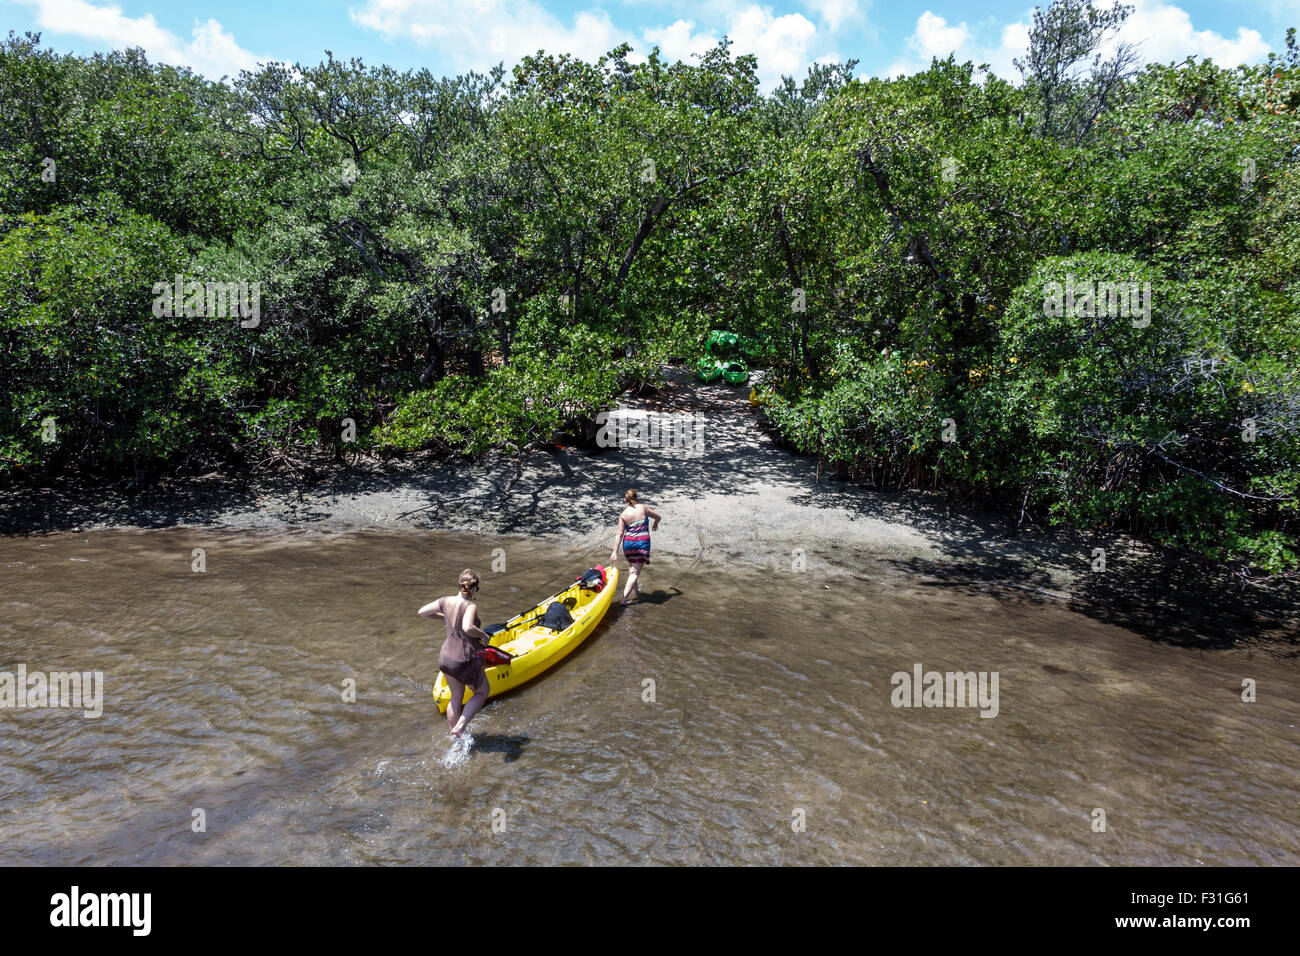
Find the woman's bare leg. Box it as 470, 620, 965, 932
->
451, 679, 490, 737
622, 563, 640, 605
445, 675, 465, 734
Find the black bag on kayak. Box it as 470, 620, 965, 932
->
537, 601, 574, 632
575, 565, 608, 592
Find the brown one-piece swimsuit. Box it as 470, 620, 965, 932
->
437, 595, 488, 693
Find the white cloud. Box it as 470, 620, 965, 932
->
7, 0, 263, 78
886, 0, 1270, 83
800, 0, 863, 33
911, 10, 969, 59
986, 21, 1031, 80
1257, 0, 1300, 25
641, 5, 820, 86
353, 0, 823, 88
883, 8, 1035, 80
644, 19, 719, 63
728, 6, 818, 84
352, 0, 636, 70
1098, 0, 1270, 67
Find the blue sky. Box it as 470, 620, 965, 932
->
3, 0, 1295, 87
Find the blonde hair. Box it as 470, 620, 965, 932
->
458, 569, 480, 595
624, 489, 638, 504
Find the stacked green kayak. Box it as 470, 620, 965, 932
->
696, 329, 749, 385
705, 330, 738, 354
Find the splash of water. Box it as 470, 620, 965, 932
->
439, 732, 475, 769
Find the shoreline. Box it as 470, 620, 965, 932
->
3, 368, 1297, 649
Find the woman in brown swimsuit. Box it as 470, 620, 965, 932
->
418, 569, 492, 738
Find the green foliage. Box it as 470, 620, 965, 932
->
2, 14, 1298, 577
374, 326, 621, 455
757, 34, 1300, 576
0, 193, 250, 475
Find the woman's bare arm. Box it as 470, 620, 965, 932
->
417, 597, 445, 619
645, 506, 662, 530
610, 516, 626, 560
460, 601, 492, 646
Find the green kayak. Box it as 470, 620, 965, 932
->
696, 357, 724, 382
722, 360, 749, 385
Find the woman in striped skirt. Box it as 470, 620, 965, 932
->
610, 488, 662, 606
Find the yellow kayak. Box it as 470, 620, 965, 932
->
433, 567, 620, 713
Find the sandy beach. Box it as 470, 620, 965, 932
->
3, 367, 1296, 648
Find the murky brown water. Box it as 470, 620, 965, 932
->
1, 529, 1297, 865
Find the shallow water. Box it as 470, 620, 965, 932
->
0, 528, 1297, 865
